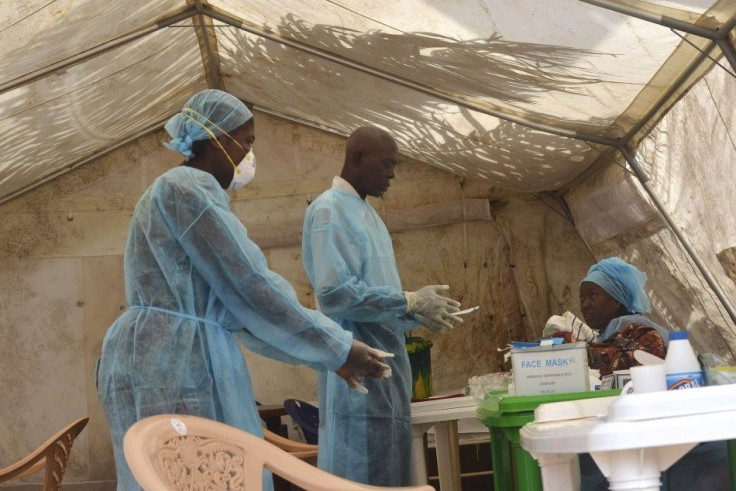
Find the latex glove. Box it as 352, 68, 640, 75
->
542, 311, 598, 342
405, 285, 463, 332
336, 341, 394, 394
415, 312, 461, 333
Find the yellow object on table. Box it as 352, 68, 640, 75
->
407, 336, 433, 400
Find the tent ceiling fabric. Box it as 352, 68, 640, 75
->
0, 1, 734, 201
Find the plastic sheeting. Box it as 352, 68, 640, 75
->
1, 1, 733, 201
0, 0, 735, 348
567, 163, 660, 246
0, 13, 207, 202
567, 64, 736, 357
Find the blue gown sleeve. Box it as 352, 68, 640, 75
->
303, 199, 412, 324
159, 171, 352, 372
227, 310, 344, 369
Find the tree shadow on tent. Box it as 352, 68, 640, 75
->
220, 13, 612, 192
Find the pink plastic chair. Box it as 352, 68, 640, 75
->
124, 414, 433, 490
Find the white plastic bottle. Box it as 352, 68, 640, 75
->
664, 330, 704, 389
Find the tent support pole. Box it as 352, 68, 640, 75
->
581, 1, 736, 43
194, 0, 224, 90
622, 40, 717, 143
562, 37, 716, 193
620, 147, 736, 327
716, 38, 736, 73
579, 0, 721, 39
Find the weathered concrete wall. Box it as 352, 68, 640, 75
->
0, 111, 593, 486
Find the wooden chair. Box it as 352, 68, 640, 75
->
124, 414, 434, 491
0, 417, 89, 491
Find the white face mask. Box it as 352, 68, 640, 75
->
228, 151, 256, 191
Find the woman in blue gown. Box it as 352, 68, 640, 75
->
96, 90, 391, 490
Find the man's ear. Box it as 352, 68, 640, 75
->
350, 150, 362, 166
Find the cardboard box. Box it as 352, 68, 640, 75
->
510, 342, 589, 395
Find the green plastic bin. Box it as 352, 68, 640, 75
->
477, 389, 621, 491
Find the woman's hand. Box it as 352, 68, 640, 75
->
543, 311, 598, 342
335, 341, 394, 393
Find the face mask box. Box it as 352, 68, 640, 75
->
510, 342, 589, 396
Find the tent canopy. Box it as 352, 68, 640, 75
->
2, 5, 736, 486
1, 0, 734, 204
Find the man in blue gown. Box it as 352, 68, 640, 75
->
302, 126, 463, 485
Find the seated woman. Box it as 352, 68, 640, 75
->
552, 257, 728, 490
545, 257, 668, 375
581, 257, 669, 374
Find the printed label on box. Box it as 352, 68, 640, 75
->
510, 342, 589, 395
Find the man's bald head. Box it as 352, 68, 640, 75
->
345, 126, 395, 161
340, 126, 398, 199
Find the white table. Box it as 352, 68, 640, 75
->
520, 385, 736, 491
410, 395, 478, 491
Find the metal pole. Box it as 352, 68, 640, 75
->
620, 147, 736, 326
0, 8, 197, 95
194, 0, 223, 90
202, 6, 620, 148
716, 37, 736, 73
622, 41, 718, 143
579, 0, 723, 40
559, 35, 716, 194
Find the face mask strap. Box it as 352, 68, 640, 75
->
181, 108, 247, 174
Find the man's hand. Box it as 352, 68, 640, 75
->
405, 285, 463, 332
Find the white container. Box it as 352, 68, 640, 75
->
510, 342, 589, 395
624, 364, 667, 394
664, 331, 704, 389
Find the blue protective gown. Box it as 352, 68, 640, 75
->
97, 166, 353, 490
302, 181, 418, 486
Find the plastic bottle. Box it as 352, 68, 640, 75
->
664, 331, 704, 390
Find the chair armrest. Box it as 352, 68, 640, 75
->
262, 428, 318, 458
0, 450, 47, 483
